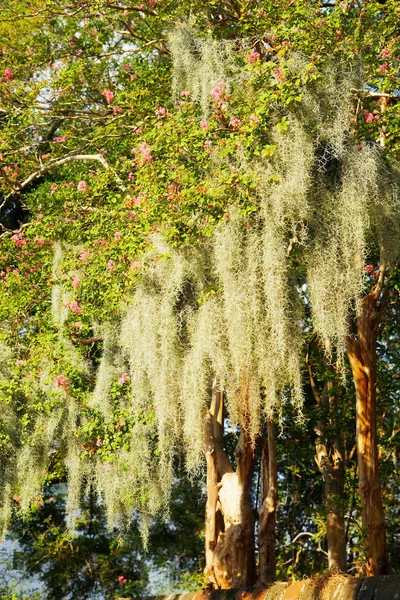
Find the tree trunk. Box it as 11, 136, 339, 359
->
258, 420, 277, 583
346, 278, 391, 576
204, 381, 257, 589
314, 420, 347, 572
306, 348, 347, 572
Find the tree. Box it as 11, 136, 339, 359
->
0, 0, 399, 587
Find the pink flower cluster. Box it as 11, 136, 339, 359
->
381, 48, 392, 59
107, 259, 115, 271
379, 63, 389, 72
132, 141, 153, 164
11, 233, 26, 248
247, 51, 260, 63
273, 67, 286, 83
3, 68, 13, 81
55, 375, 67, 388
364, 112, 374, 123
54, 136, 66, 143
363, 264, 379, 277
210, 81, 229, 105
167, 183, 177, 199
180, 90, 191, 98
72, 276, 80, 289
200, 119, 208, 129
69, 300, 82, 315
114, 231, 121, 241
119, 372, 129, 385
155, 106, 167, 117
102, 89, 114, 104
229, 117, 242, 130
79, 250, 89, 262
118, 575, 128, 587
77, 180, 88, 192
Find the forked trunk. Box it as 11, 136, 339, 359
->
258, 420, 277, 583
204, 381, 256, 589
346, 281, 391, 576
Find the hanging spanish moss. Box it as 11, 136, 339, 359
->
2, 33, 399, 538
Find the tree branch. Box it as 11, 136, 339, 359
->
4, 154, 126, 200
351, 88, 400, 100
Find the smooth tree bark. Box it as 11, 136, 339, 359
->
204, 380, 257, 589
258, 420, 278, 583
346, 263, 391, 576
306, 346, 347, 572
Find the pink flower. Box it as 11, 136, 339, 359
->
107, 259, 115, 271
102, 89, 114, 104
14, 495, 21, 503
3, 68, 13, 81
49, 497, 55, 502
130, 261, 141, 270
363, 111, 374, 123
381, 48, 392, 59
155, 106, 167, 117
131, 192, 146, 206
118, 575, 127, 587
15, 359, 24, 366
247, 51, 260, 63
210, 81, 229, 104
35, 238, 46, 247
134, 126, 142, 135
249, 114, 259, 125
96, 439, 101, 447
167, 183, 177, 199
93, 28, 98, 35
273, 68, 286, 83
132, 141, 153, 164
122, 63, 131, 71
72, 276, 80, 289
130, 74, 137, 81
180, 90, 191, 97
53, 136, 66, 143
55, 375, 67, 388
119, 372, 128, 385
77, 180, 88, 192
229, 117, 242, 130
79, 250, 89, 262
50, 183, 58, 195
37, 214, 43, 220
379, 63, 389, 72
69, 300, 82, 315
113, 105, 122, 114
200, 119, 208, 129
363, 264, 375, 273
114, 231, 121, 241
11, 234, 26, 247
281, 41, 291, 47
41, 153, 51, 160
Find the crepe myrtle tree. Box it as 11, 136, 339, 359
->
0, 0, 399, 589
